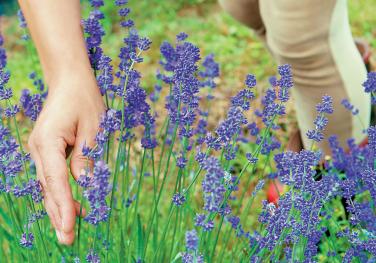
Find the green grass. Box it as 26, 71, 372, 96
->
3, 0, 376, 91
2, 0, 375, 125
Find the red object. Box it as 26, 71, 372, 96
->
266, 180, 284, 205
358, 137, 368, 149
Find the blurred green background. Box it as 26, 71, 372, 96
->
1, 0, 376, 126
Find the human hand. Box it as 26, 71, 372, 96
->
28, 72, 105, 245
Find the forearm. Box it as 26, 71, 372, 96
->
18, 0, 92, 87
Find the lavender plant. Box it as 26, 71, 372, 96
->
0, 1, 375, 262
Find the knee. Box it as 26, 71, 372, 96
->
260, 4, 331, 67
267, 31, 328, 68
219, 0, 265, 34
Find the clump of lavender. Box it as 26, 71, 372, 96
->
341, 98, 359, 116
363, 72, 376, 104
19, 232, 34, 249
1, 1, 376, 262
306, 95, 333, 143
83, 161, 111, 225
182, 229, 204, 263
19, 89, 43, 121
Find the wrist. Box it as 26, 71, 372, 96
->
45, 63, 96, 91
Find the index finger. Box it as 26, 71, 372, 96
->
37, 138, 76, 245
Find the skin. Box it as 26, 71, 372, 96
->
18, 0, 105, 245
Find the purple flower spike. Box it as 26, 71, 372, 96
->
172, 193, 186, 206
185, 229, 199, 251
316, 95, 334, 114
84, 161, 111, 225
19, 232, 34, 249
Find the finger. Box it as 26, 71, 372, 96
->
74, 200, 86, 217
65, 145, 74, 159
70, 125, 98, 181
44, 192, 60, 230
38, 139, 76, 245
28, 139, 59, 230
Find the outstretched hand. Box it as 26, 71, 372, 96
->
28, 74, 105, 245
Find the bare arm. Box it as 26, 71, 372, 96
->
19, 0, 105, 245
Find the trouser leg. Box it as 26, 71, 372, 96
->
259, 0, 370, 154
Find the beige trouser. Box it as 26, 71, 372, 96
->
220, 0, 371, 154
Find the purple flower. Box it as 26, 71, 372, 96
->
363, 72, 376, 94
138, 37, 152, 51
120, 19, 134, 28
96, 55, 114, 95
160, 36, 203, 140
176, 32, 188, 42
260, 87, 286, 126
247, 122, 259, 136
313, 115, 328, 130
227, 216, 240, 229
0, 70, 10, 87
256, 135, 281, 155
100, 109, 122, 133
17, 10, 27, 29
200, 54, 220, 79
0, 88, 12, 100
277, 65, 293, 89
341, 99, 359, 115
269, 76, 277, 87
141, 136, 157, 149
274, 150, 320, 189
245, 74, 257, 88
307, 95, 333, 142
182, 253, 193, 263
13, 179, 42, 202
172, 193, 186, 206
28, 210, 47, 225
182, 253, 204, 263
77, 175, 92, 188
0, 125, 24, 179
82, 10, 105, 67
216, 107, 247, 145
115, 0, 128, 6
368, 126, 376, 153
84, 161, 111, 225
176, 154, 187, 168
19, 89, 43, 121
199, 54, 219, 89
252, 179, 265, 196
19, 233, 34, 249
316, 95, 333, 114
4, 105, 20, 118
201, 157, 226, 213
361, 169, 376, 203
118, 7, 130, 17
86, 249, 100, 263
89, 0, 104, 8
195, 214, 214, 231
185, 229, 198, 251
246, 153, 258, 164
0, 35, 7, 70
231, 89, 255, 110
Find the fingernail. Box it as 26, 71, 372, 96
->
80, 168, 86, 176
